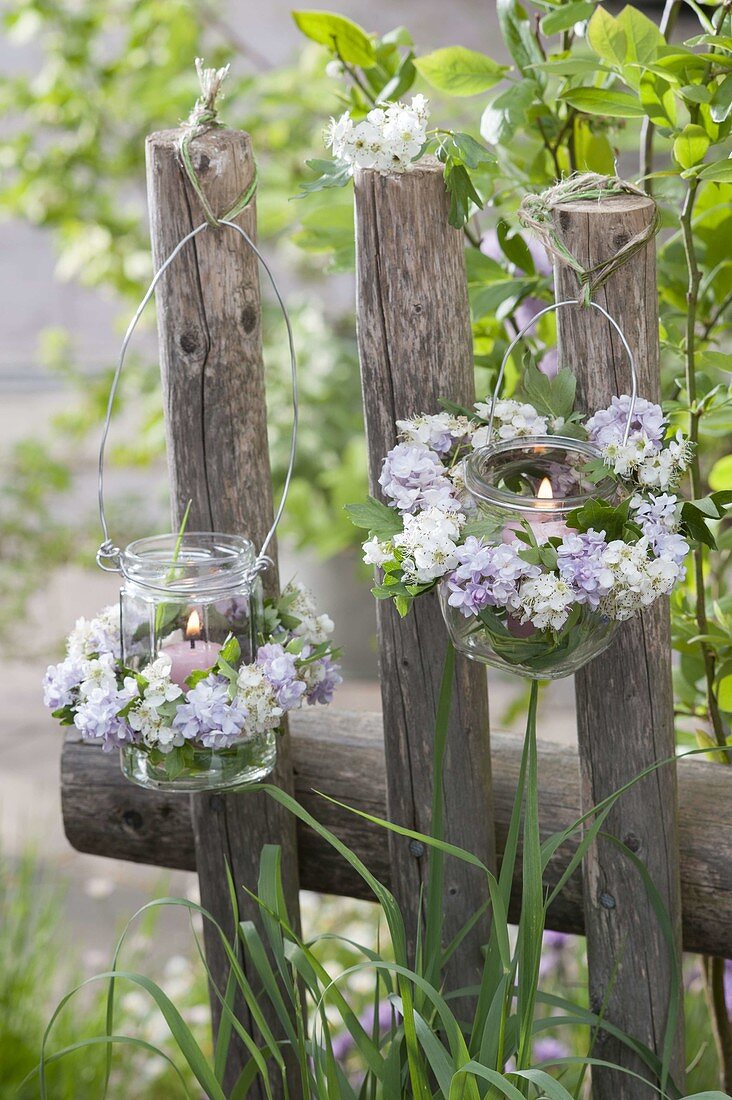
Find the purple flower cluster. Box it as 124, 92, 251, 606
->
74, 685, 136, 752
630, 493, 689, 573
305, 653, 343, 705
43, 655, 84, 710
556, 529, 614, 608
445, 537, 538, 617
586, 395, 666, 449
172, 675, 248, 749
378, 442, 456, 514
256, 643, 307, 710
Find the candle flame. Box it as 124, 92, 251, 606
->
185, 609, 201, 640
537, 477, 553, 500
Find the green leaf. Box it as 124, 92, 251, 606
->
639, 71, 677, 127
673, 124, 710, 170
344, 496, 402, 538
560, 87, 646, 118
297, 158, 352, 197
522, 362, 576, 420
710, 455, 732, 491
698, 158, 732, 182
566, 496, 629, 541
573, 118, 616, 174
680, 501, 717, 549
587, 6, 627, 69
497, 0, 546, 78
540, 1, 596, 36
480, 81, 536, 145
718, 675, 732, 712
447, 131, 495, 168
497, 218, 534, 273
443, 159, 483, 228
414, 46, 507, 96
292, 10, 376, 66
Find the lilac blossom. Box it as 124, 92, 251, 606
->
172, 675, 248, 749
74, 685, 136, 752
586, 395, 666, 449
305, 654, 343, 705
256, 643, 307, 710
43, 655, 84, 710
396, 412, 471, 455
556, 529, 614, 608
378, 442, 456, 514
66, 604, 121, 660
446, 537, 539, 617
534, 1037, 571, 1063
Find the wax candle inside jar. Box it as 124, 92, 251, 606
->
502, 477, 569, 545
162, 609, 222, 690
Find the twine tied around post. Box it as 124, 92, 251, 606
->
177, 57, 258, 227
518, 173, 660, 306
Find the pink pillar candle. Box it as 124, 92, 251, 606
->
162, 639, 222, 690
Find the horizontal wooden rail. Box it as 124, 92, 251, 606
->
61, 710, 732, 958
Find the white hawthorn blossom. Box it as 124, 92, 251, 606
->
325, 96, 430, 175
393, 507, 464, 584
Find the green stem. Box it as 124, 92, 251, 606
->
703, 955, 732, 1092
424, 642, 456, 994
680, 178, 727, 753
639, 0, 681, 187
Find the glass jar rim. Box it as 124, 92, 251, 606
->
464, 435, 616, 514
120, 532, 256, 595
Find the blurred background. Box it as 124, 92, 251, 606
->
2, 0, 724, 1095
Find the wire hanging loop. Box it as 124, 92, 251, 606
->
486, 299, 638, 445
96, 61, 297, 579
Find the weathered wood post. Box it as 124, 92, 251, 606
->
552, 193, 685, 1097
146, 125, 300, 1097
353, 160, 496, 994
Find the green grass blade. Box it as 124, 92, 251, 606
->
22, 1034, 193, 1097
424, 643, 455, 994
515, 682, 543, 1077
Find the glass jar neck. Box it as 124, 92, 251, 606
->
120, 532, 256, 597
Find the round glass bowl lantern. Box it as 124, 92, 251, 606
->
438, 296, 641, 680
118, 532, 273, 791
440, 437, 620, 679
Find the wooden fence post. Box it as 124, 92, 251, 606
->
146, 125, 300, 1097
353, 160, 496, 995
552, 194, 685, 1097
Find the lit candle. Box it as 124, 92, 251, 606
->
502, 477, 569, 545
161, 609, 222, 691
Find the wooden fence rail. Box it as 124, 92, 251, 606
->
62, 715, 732, 958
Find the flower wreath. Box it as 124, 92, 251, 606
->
348, 363, 705, 632
44, 580, 341, 771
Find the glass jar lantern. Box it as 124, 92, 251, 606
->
439, 298, 637, 680
117, 532, 274, 791
440, 437, 620, 679
91, 211, 301, 793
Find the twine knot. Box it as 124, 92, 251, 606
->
178, 57, 257, 228
518, 173, 660, 306
185, 58, 230, 137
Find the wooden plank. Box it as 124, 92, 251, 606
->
552, 194, 684, 1096
61, 712, 732, 957
146, 125, 300, 1097
353, 159, 495, 997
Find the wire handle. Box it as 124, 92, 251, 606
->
486, 298, 638, 445
96, 218, 298, 581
